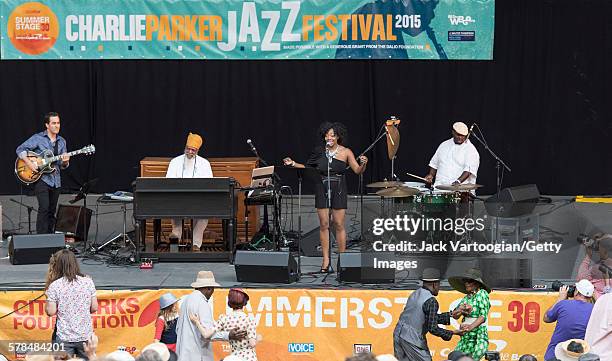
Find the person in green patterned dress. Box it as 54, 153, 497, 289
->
448, 268, 492, 361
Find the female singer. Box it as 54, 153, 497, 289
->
283, 122, 367, 272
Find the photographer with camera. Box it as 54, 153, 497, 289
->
577, 233, 612, 299
543, 280, 595, 361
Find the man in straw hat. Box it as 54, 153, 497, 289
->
166, 133, 213, 251
393, 268, 466, 361
543, 279, 595, 361
423, 122, 480, 190
176, 271, 246, 361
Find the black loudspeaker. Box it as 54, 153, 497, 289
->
299, 227, 322, 257
55, 205, 92, 241
337, 252, 395, 283
484, 184, 540, 218
478, 258, 532, 289
234, 251, 298, 283
9, 234, 65, 265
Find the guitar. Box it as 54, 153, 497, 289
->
15, 144, 96, 184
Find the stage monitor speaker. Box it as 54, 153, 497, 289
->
234, 250, 298, 283
9, 234, 65, 265
55, 205, 92, 241
478, 258, 532, 289
484, 184, 540, 218
337, 252, 395, 284
299, 227, 322, 257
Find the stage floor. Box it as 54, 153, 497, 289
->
1, 194, 610, 291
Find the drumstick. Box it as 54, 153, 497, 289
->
406, 172, 428, 182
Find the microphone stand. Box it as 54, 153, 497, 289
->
351, 123, 392, 243
470, 129, 511, 194
322, 148, 334, 281
247, 141, 284, 249
10, 198, 37, 234
470, 128, 511, 244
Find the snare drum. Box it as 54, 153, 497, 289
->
419, 191, 459, 213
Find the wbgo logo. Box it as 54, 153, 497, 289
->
448, 15, 476, 26
7, 2, 59, 55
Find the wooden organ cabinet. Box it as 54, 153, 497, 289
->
139, 157, 259, 254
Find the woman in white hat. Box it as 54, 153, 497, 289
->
448, 268, 491, 361
155, 293, 180, 352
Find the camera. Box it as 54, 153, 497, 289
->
551, 281, 576, 298
577, 233, 599, 251
485, 351, 500, 361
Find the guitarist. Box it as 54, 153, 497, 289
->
16, 112, 70, 234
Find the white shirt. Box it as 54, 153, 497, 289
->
166, 154, 213, 179
428, 138, 479, 187
176, 291, 229, 361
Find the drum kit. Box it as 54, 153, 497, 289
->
368, 175, 481, 200
363, 174, 483, 245
367, 173, 483, 218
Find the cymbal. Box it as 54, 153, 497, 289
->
376, 186, 420, 197
436, 184, 483, 192
367, 180, 404, 188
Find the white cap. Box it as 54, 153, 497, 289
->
376, 355, 399, 361
106, 351, 136, 361
453, 122, 469, 136
142, 343, 170, 361
576, 279, 595, 297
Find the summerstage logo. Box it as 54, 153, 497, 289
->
8, 2, 59, 55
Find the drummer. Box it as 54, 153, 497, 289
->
423, 122, 480, 192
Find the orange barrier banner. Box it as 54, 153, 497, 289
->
0, 289, 558, 360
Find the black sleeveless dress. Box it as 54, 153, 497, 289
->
307, 147, 348, 209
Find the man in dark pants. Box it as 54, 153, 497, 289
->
16, 112, 70, 234
393, 268, 466, 361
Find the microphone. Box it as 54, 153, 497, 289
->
466, 123, 476, 140
246, 139, 257, 154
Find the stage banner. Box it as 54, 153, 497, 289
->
0, 0, 494, 60
0, 288, 558, 360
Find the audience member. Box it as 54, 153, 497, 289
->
345, 353, 378, 361
585, 292, 612, 359
155, 293, 179, 352
543, 280, 594, 360
44, 249, 97, 360
106, 350, 136, 361
190, 288, 257, 361
176, 271, 245, 361
142, 342, 170, 361
554, 339, 590, 361
136, 350, 162, 361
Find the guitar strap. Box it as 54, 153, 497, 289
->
53, 139, 59, 165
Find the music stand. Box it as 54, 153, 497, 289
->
276, 165, 321, 279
